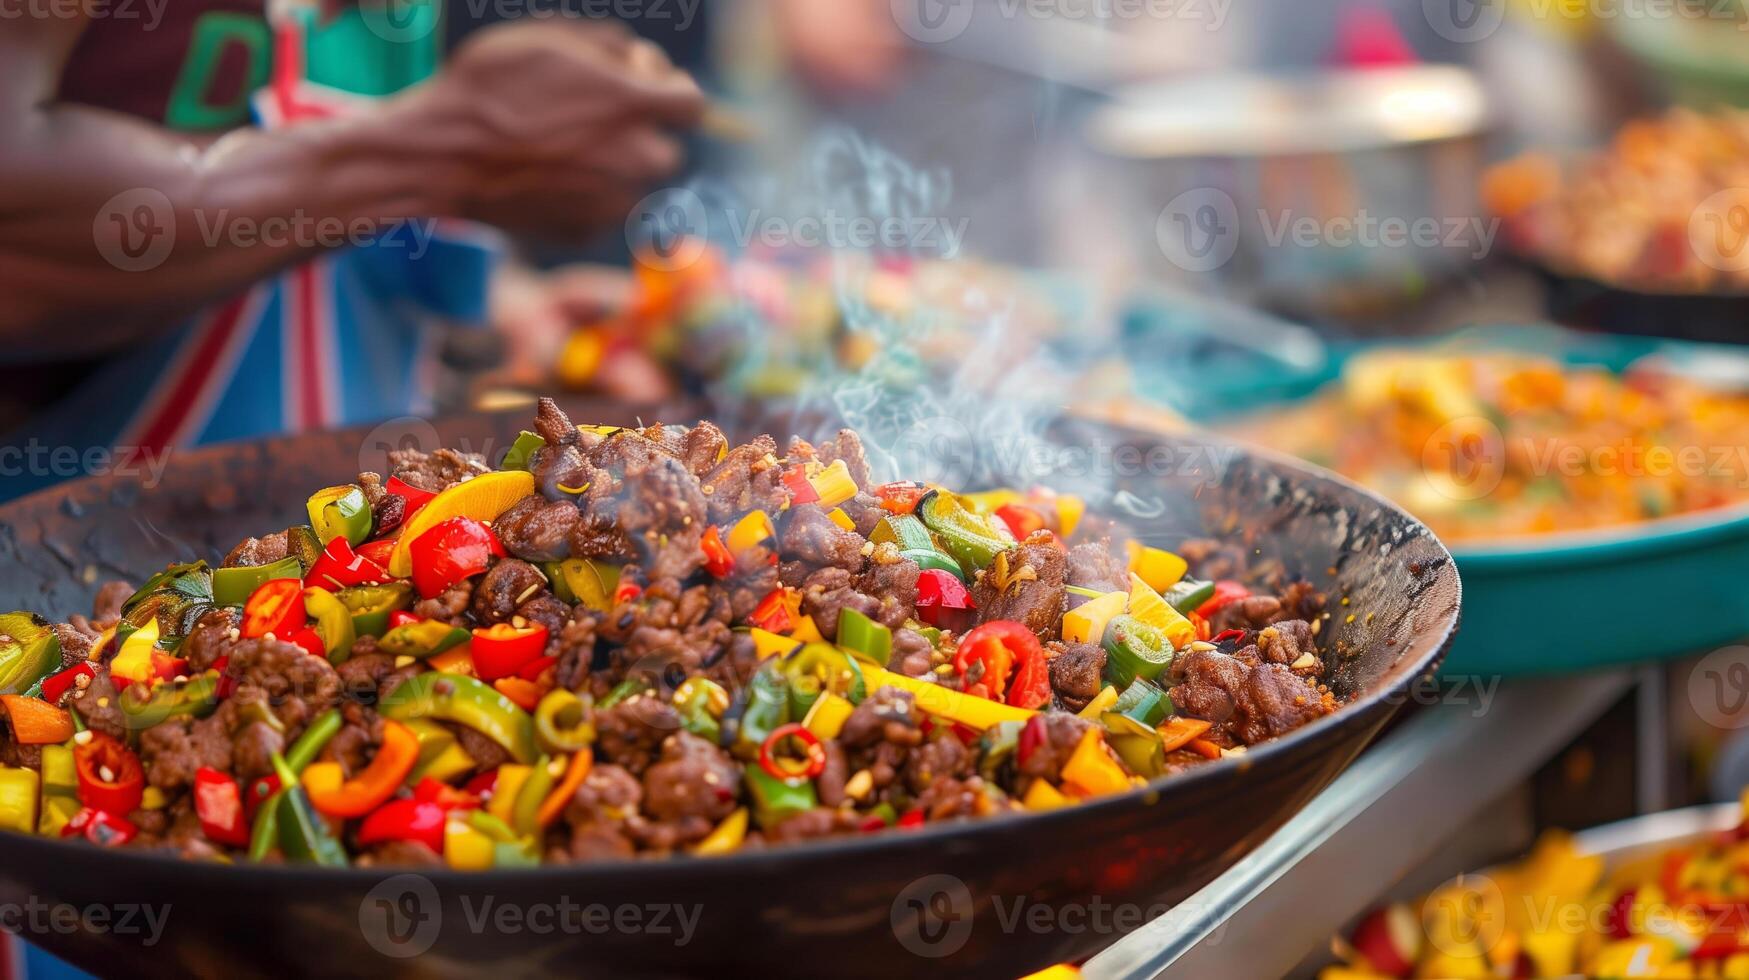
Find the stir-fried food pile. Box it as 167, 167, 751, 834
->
0, 400, 1332, 867
1327, 795, 1749, 979
1230, 350, 1749, 542
1483, 107, 1749, 292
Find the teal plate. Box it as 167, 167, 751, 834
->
1120, 313, 1749, 676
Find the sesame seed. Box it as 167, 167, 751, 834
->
99, 766, 115, 782
73, 731, 93, 745
933, 664, 953, 676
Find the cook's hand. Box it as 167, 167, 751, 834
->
416, 21, 705, 239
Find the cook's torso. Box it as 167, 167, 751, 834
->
59, 2, 271, 132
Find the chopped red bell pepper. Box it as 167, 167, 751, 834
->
699, 525, 735, 579
388, 610, 421, 630
287, 628, 327, 659
914, 569, 975, 632
1005, 641, 1051, 710
357, 798, 447, 854
387, 476, 436, 515
245, 773, 280, 823
40, 663, 95, 705
953, 620, 1042, 703
517, 655, 559, 683
1017, 715, 1047, 767
747, 589, 796, 634
897, 808, 925, 828
240, 578, 308, 640
1195, 581, 1251, 619
192, 767, 250, 847
305, 537, 391, 591
61, 807, 137, 847
463, 768, 500, 801
470, 623, 550, 682
302, 719, 420, 818
74, 732, 145, 815
356, 539, 398, 570
412, 777, 480, 810
993, 503, 1046, 541
873, 481, 929, 515
782, 467, 820, 505
408, 517, 504, 599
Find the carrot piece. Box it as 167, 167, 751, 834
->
1157, 717, 1213, 754
1187, 738, 1223, 760
0, 695, 74, 745
536, 751, 593, 828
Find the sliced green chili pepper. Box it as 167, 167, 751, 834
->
121, 562, 211, 618
501, 430, 546, 472
287, 709, 344, 773
675, 680, 724, 744
119, 671, 220, 731
1108, 731, 1166, 779
301, 587, 357, 665
380, 673, 538, 764
900, 548, 967, 581
0, 613, 62, 695
306, 485, 372, 547
744, 764, 816, 830
917, 490, 1014, 575
596, 679, 646, 712
782, 643, 868, 704
377, 620, 471, 660
269, 752, 347, 867
1161, 578, 1216, 615
212, 557, 303, 608
533, 689, 596, 755
836, 608, 892, 664
870, 514, 935, 551
511, 755, 556, 836
1102, 615, 1175, 690
336, 584, 414, 638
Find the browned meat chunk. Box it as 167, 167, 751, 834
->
472, 560, 549, 625
700, 435, 783, 523
1066, 541, 1128, 594
389, 447, 489, 493
224, 530, 291, 569
1169, 649, 1328, 745
641, 732, 740, 829
780, 506, 865, 571
1048, 642, 1107, 711
495, 495, 581, 563
972, 542, 1066, 639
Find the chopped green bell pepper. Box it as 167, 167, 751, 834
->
1111, 678, 1171, 727
745, 765, 816, 830
285, 526, 324, 570
0, 613, 62, 695
212, 556, 303, 608
1108, 731, 1165, 779
1161, 578, 1216, 615
900, 548, 967, 581
119, 670, 220, 731
378, 620, 470, 660
836, 608, 892, 664
501, 430, 546, 472
870, 514, 935, 551
306, 485, 372, 547
1102, 615, 1175, 690
287, 709, 344, 772
733, 666, 790, 759
37, 742, 78, 836
270, 752, 348, 867
917, 490, 1014, 575
380, 673, 538, 764
336, 584, 414, 638
597, 679, 646, 712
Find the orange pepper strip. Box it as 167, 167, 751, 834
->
1157, 717, 1212, 754
302, 720, 419, 818
0, 695, 74, 745
493, 677, 543, 713
1186, 738, 1223, 761
536, 751, 593, 829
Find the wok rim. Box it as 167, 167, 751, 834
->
0, 415, 1463, 884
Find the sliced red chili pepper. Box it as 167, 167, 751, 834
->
74, 732, 145, 815
914, 569, 975, 632
192, 767, 250, 848
1211, 628, 1247, 646
1005, 642, 1051, 710
993, 503, 1046, 541
782, 466, 820, 505
1195, 580, 1251, 619
700, 525, 735, 578
305, 537, 391, 591
470, 623, 550, 682
240, 578, 307, 640
873, 481, 929, 514
952, 620, 1040, 703
758, 723, 826, 782
747, 589, 796, 634
613, 578, 643, 605
408, 517, 502, 599
61, 807, 137, 847
357, 798, 447, 854
40, 663, 95, 705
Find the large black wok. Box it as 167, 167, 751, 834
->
0, 404, 1460, 979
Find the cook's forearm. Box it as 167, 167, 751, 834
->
0, 92, 472, 358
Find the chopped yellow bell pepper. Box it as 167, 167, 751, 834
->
109, 618, 163, 688
1022, 779, 1070, 811
725, 510, 776, 556
1127, 575, 1195, 649
444, 817, 495, 871
807, 460, 858, 508
1126, 544, 1188, 592
751, 628, 800, 661
826, 508, 856, 531
1060, 728, 1131, 798
487, 764, 533, 825
802, 692, 855, 740
1062, 591, 1126, 645
693, 808, 749, 856
1056, 495, 1085, 538
866, 666, 1036, 730
1076, 685, 1119, 720
791, 616, 824, 643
